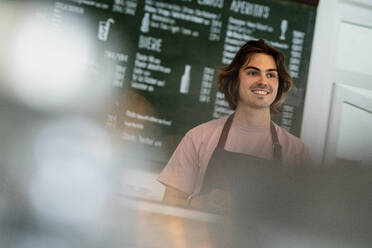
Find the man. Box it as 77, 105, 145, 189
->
158, 39, 310, 213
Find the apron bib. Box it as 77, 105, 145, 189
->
190, 114, 282, 215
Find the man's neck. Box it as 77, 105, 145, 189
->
234, 105, 271, 127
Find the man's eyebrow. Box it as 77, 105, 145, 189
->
242, 66, 278, 72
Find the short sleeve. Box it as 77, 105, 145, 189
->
157, 133, 199, 195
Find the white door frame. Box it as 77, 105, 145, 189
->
324, 83, 372, 165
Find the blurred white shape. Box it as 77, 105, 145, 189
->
29, 117, 115, 225
7, 14, 91, 110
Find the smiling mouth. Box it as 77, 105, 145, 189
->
251, 89, 270, 95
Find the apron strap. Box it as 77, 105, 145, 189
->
217, 113, 235, 148
270, 122, 282, 163
217, 113, 283, 163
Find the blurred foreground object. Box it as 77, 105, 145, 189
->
234, 165, 372, 248
0, 2, 122, 247
0, 103, 124, 247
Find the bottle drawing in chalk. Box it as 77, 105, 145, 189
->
141, 13, 150, 33
180, 65, 191, 94
98, 18, 115, 41
280, 19, 288, 40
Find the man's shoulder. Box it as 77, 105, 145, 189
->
273, 122, 310, 161
273, 122, 306, 146
188, 116, 227, 133
185, 116, 228, 140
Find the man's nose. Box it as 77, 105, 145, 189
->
257, 72, 266, 82
256, 74, 268, 86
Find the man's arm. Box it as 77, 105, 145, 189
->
163, 185, 189, 206
158, 132, 199, 206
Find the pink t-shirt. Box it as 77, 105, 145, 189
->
158, 116, 310, 196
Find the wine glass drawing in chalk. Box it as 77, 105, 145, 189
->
280, 20, 288, 40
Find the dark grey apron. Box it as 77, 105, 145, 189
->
190, 113, 282, 215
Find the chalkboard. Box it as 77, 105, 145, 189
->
7, 0, 317, 163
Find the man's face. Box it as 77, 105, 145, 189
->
238, 53, 279, 111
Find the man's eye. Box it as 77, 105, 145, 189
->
247, 71, 257, 76
267, 73, 277, 78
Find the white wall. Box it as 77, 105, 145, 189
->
301, 0, 372, 165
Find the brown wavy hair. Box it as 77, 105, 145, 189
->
218, 39, 293, 114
